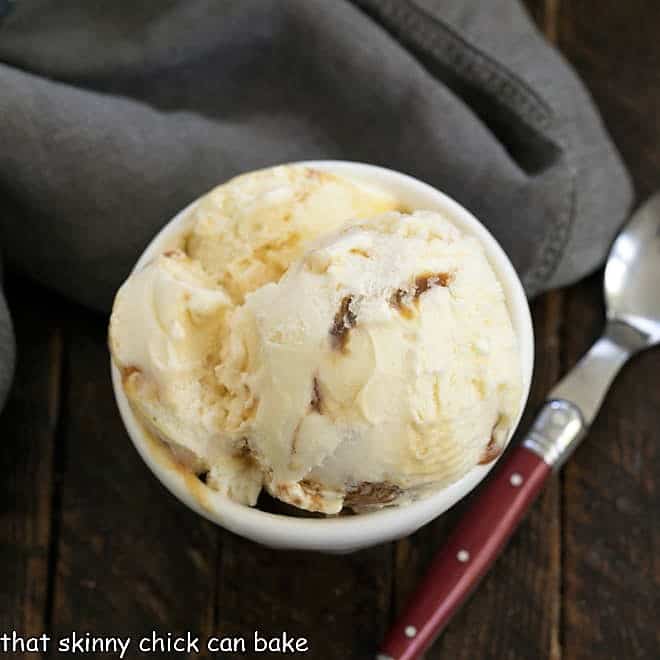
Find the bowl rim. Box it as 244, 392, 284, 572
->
110, 160, 534, 551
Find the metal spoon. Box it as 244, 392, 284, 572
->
378, 192, 660, 660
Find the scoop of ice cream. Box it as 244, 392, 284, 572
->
223, 211, 522, 513
109, 249, 263, 504
185, 165, 400, 304
109, 165, 400, 506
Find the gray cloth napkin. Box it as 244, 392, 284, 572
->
0, 0, 632, 410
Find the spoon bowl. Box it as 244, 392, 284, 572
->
605, 191, 660, 344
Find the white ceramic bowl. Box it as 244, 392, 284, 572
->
111, 161, 534, 553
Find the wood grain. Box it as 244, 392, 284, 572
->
0, 278, 62, 649
557, 1, 660, 658
558, 0, 660, 201
215, 534, 392, 659
48, 306, 218, 653
524, 0, 559, 41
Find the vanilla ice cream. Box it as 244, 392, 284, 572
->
109, 165, 522, 514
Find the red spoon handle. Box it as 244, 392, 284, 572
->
378, 446, 551, 660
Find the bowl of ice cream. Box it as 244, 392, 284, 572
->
109, 161, 533, 552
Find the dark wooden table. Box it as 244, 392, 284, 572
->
2, 2, 659, 658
